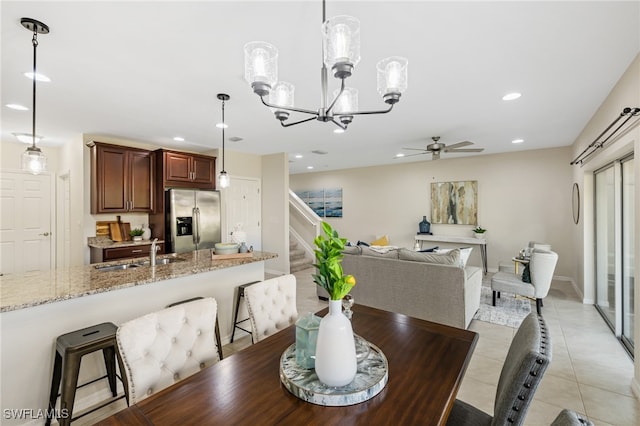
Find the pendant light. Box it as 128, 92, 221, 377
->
217, 93, 230, 188
19, 18, 49, 175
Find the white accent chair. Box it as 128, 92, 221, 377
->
116, 297, 221, 404
492, 249, 558, 314
446, 313, 552, 426
551, 409, 594, 426
244, 274, 298, 343
499, 241, 551, 273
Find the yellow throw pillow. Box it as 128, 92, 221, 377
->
370, 235, 389, 246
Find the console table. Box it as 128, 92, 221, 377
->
415, 234, 488, 274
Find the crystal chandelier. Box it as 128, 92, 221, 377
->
244, 0, 408, 131
19, 18, 49, 174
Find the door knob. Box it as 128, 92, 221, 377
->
39, 232, 50, 236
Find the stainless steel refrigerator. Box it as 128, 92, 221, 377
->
166, 189, 221, 253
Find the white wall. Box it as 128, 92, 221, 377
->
261, 153, 289, 275
290, 146, 573, 277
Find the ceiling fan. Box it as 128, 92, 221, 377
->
399, 136, 484, 160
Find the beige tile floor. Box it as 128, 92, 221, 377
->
73, 268, 638, 425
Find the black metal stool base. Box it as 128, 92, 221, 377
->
230, 281, 260, 343
46, 322, 127, 426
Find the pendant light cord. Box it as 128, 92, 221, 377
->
31, 31, 38, 149
221, 98, 225, 172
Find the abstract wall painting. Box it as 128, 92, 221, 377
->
430, 181, 478, 225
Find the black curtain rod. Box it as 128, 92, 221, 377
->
570, 107, 640, 166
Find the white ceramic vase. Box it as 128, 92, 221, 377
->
314, 300, 357, 387
142, 224, 151, 241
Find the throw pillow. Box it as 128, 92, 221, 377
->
418, 246, 439, 252
522, 263, 531, 283
398, 248, 461, 266
343, 245, 362, 255
434, 247, 472, 268
356, 240, 370, 247
370, 235, 389, 246
360, 246, 399, 259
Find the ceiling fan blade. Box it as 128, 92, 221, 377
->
396, 152, 430, 158
447, 148, 485, 153
402, 147, 429, 151
443, 141, 473, 151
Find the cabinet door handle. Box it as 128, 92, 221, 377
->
132, 249, 142, 253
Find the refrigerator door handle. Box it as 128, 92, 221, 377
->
192, 207, 198, 245
195, 207, 201, 244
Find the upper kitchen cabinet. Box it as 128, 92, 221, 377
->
89, 142, 155, 214
159, 150, 216, 189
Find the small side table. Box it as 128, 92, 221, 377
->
512, 257, 529, 275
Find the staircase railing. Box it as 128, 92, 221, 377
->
289, 190, 322, 260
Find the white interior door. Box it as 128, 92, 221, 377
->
0, 171, 53, 274
225, 177, 261, 250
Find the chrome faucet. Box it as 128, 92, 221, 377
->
150, 238, 159, 266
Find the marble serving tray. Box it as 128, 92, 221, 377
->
279, 338, 388, 406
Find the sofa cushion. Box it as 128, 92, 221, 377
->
398, 248, 461, 266
360, 246, 399, 259
343, 246, 362, 255
435, 247, 473, 267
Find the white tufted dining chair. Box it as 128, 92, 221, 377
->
243, 274, 299, 343
116, 297, 221, 404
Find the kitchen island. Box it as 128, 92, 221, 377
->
0, 250, 276, 425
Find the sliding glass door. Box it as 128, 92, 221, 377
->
594, 154, 634, 355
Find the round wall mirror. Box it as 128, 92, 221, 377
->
572, 183, 580, 224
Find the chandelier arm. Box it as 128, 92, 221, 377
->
259, 96, 318, 116
331, 119, 347, 130
340, 104, 394, 117
325, 78, 346, 115
280, 116, 318, 128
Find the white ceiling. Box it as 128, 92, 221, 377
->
1, 1, 639, 174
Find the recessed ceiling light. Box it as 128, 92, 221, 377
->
395, 153, 405, 158
173, 136, 185, 142
295, 154, 303, 159
502, 92, 521, 101
512, 138, 524, 144
307, 166, 314, 170
24, 72, 50, 82
229, 136, 243, 142
216, 123, 228, 129
6, 104, 28, 111
333, 128, 345, 134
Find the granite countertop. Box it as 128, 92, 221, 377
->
0, 250, 277, 313
88, 236, 165, 249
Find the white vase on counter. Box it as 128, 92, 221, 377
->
142, 224, 151, 241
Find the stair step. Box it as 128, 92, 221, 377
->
290, 248, 305, 260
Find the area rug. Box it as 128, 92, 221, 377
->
473, 286, 531, 328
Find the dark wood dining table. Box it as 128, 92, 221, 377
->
96, 305, 478, 426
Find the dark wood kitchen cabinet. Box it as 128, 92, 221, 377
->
161, 150, 216, 188
89, 142, 155, 214
90, 242, 165, 263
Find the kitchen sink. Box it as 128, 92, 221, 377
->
94, 263, 141, 272
139, 257, 183, 266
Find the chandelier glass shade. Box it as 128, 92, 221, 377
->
244, 0, 407, 131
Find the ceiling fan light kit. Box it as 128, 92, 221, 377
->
244, 0, 408, 131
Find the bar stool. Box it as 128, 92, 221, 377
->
230, 281, 260, 343
46, 322, 127, 426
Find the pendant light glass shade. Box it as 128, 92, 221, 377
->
244, 41, 278, 96
218, 170, 230, 188
322, 15, 361, 76
333, 87, 358, 114
270, 81, 295, 121
376, 56, 408, 98
22, 146, 47, 175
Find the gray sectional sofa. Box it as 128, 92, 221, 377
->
316, 246, 483, 329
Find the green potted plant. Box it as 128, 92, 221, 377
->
472, 226, 487, 239
129, 227, 144, 242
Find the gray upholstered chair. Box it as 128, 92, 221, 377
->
446, 313, 552, 426
116, 297, 222, 404
550, 409, 594, 426
498, 241, 552, 273
244, 274, 298, 343
492, 249, 558, 314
